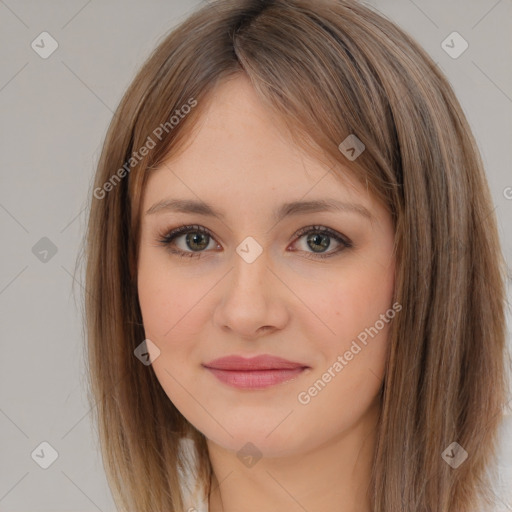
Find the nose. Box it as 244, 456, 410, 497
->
212, 245, 290, 340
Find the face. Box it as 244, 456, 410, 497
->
137, 74, 396, 457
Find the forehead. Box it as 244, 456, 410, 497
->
142, 75, 369, 209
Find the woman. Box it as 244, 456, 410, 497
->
83, 0, 509, 510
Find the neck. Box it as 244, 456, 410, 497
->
207, 402, 379, 512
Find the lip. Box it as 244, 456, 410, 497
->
202, 355, 309, 389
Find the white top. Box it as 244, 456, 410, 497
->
178, 414, 512, 511
178, 437, 208, 512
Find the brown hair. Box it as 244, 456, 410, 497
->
81, 0, 508, 510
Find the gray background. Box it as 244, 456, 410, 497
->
0, 0, 511, 510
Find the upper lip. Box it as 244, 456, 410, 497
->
203, 355, 309, 371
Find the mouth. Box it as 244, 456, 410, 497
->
202, 355, 310, 389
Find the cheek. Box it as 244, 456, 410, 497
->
137, 260, 208, 344
137, 265, 207, 409
294, 265, 395, 435
308, 257, 395, 351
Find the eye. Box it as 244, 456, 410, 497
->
156, 224, 219, 258
156, 224, 353, 260
289, 225, 353, 260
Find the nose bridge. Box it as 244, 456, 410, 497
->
213, 236, 287, 337
230, 236, 270, 296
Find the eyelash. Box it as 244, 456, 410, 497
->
156, 224, 353, 260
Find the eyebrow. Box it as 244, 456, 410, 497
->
145, 198, 373, 222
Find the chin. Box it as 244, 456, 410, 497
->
199, 417, 311, 459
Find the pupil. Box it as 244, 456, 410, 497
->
187, 232, 208, 251
308, 233, 330, 252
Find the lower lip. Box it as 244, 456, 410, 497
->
205, 367, 307, 389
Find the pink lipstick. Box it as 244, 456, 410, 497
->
203, 355, 309, 389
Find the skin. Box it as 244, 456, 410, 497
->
137, 74, 396, 512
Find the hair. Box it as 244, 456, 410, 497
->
81, 0, 509, 510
